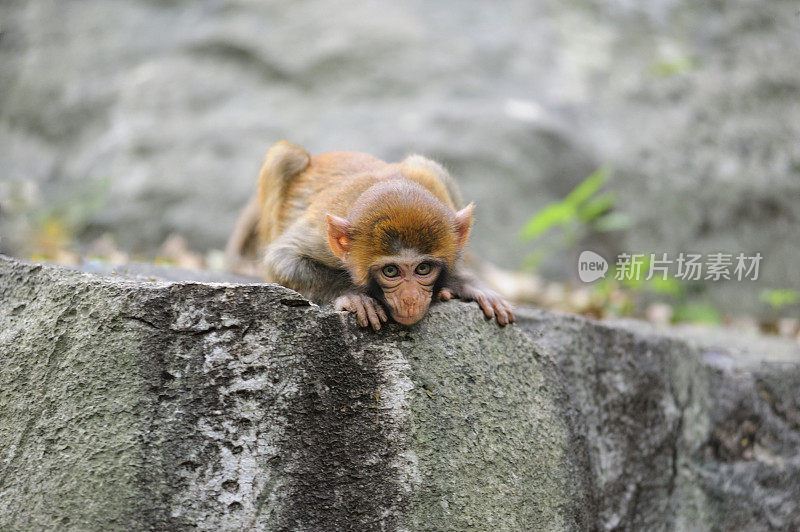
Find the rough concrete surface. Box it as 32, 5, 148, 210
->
520, 311, 800, 531
2, 256, 799, 530
0, 256, 593, 530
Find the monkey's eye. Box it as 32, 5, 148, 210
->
382, 264, 400, 278
415, 262, 432, 275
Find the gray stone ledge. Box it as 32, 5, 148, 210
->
2, 255, 799, 531
0, 256, 592, 531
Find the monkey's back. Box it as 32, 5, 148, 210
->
251, 142, 464, 280
288, 153, 458, 222
266, 152, 452, 241
282, 151, 390, 228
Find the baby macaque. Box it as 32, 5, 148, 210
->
226, 141, 514, 330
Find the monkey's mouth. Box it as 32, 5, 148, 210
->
391, 313, 424, 326
390, 303, 430, 326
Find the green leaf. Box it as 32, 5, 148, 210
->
520, 202, 576, 240
672, 303, 721, 325
564, 167, 609, 207
620, 275, 645, 291
760, 289, 800, 309
645, 276, 685, 298
651, 57, 697, 78
578, 192, 616, 222
593, 212, 631, 232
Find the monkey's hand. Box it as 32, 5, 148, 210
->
440, 285, 515, 326
334, 293, 389, 331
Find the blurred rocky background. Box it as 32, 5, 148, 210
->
1, 0, 799, 322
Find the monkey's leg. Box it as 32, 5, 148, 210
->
441, 273, 515, 326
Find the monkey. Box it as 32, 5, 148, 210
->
226, 140, 514, 330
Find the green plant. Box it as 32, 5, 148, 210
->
520, 167, 622, 240
615, 256, 721, 325
519, 169, 726, 326
671, 302, 722, 325
520, 167, 628, 269
651, 56, 697, 78
760, 289, 800, 310
29, 177, 111, 259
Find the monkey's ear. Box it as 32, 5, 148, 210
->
454, 203, 474, 250
326, 214, 352, 259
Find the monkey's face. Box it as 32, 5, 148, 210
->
370, 256, 443, 325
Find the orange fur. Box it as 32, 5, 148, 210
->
257, 140, 311, 242
346, 181, 460, 284
227, 141, 514, 327
254, 141, 470, 282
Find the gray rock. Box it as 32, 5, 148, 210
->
72, 258, 261, 284
520, 310, 800, 530
3, 256, 800, 530
0, 256, 593, 530
3, 0, 798, 315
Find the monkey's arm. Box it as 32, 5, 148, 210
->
440, 266, 515, 326
263, 239, 353, 304
265, 235, 388, 330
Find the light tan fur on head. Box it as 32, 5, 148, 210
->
327, 181, 473, 286
400, 155, 464, 209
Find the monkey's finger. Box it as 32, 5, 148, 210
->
504, 304, 516, 324
491, 297, 513, 326
352, 299, 370, 328
360, 296, 382, 331
476, 296, 495, 320
494, 302, 510, 326
375, 303, 389, 322
439, 288, 453, 301
498, 298, 515, 321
